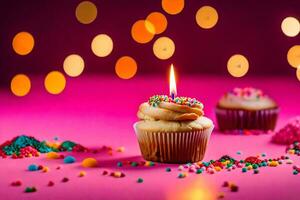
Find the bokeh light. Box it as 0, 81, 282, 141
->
153, 36, 175, 60
12, 32, 34, 55
131, 20, 155, 44
281, 17, 300, 37
75, 1, 98, 24
287, 45, 300, 68
297, 66, 300, 81
10, 74, 31, 97
44, 71, 66, 95
63, 54, 85, 77
196, 6, 218, 29
227, 54, 249, 77
91, 34, 113, 57
146, 12, 168, 34
162, 0, 184, 15
115, 56, 137, 79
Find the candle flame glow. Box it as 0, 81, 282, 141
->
169, 64, 177, 98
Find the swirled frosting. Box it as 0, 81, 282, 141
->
137, 95, 204, 121
217, 87, 277, 110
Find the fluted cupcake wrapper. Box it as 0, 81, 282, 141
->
215, 107, 279, 132
134, 124, 213, 164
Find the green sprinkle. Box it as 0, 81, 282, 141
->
242, 168, 247, 173
252, 164, 258, 169
178, 173, 185, 178
196, 169, 203, 174
131, 162, 138, 167
293, 170, 299, 175
117, 162, 123, 167
137, 178, 143, 183
165, 167, 171, 172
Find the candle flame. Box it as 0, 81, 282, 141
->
169, 64, 177, 98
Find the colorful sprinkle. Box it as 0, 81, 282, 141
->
116, 146, 125, 152
28, 164, 38, 171
48, 181, 54, 187
81, 157, 98, 168
46, 152, 60, 159
117, 162, 123, 167
42, 166, 50, 173
11, 180, 22, 186
64, 156, 76, 164
102, 170, 109, 175
137, 178, 143, 183
24, 186, 37, 193
230, 184, 239, 192
165, 167, 171, 172
78, 171, 86, 177
62, 177, 69, 182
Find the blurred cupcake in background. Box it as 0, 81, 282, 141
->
215, 87, 279, 132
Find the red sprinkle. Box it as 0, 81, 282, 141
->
48, 181, 54, 187
11, 180, 22, 186
61, 177, 69, 183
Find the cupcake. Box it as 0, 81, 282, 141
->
134, 95, 214, 163
215, 87, 279, 132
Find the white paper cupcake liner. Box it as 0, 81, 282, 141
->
134, 123, 213, 163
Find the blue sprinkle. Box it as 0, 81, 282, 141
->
261, 153, 266, 157
54, 137, 59, 141
28, 164, 38, 171
63, 156, 76, 164
236, 151, 242, 155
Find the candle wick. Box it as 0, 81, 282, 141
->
171, 93, 175, 100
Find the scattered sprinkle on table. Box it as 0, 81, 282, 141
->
117, 162, 123, 167
64, 156, 76, 164
165, 167, 171, 172
48, 181, 54, 187
24, 186, 37, 193
81, 157, 98, 168
28, 164, 38, 171
62, 177, 69, 183
11, 180, 22, 186
79, 171, 86, 177
137, 178, 143, 183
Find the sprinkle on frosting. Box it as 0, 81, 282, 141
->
148, 95, 203, 107
227, 87, 265, 100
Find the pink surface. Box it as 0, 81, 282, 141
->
0, 75, 300, 200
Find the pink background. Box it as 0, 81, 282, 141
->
0, 76, 299, 200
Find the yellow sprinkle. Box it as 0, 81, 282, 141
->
215, 166, 222, 172
288, 149, 295, 154
114, 171, 122, 177
81, 158, 98, 168
144, 161, 151, 167
269, 161, 279, 167
78, 171, 86, 177
247, 165, 253, 170
116, 146, 125, 153
42, 167, 50, 173
46, 152, 60, 159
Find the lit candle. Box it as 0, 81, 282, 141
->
169, 64, 177, 100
